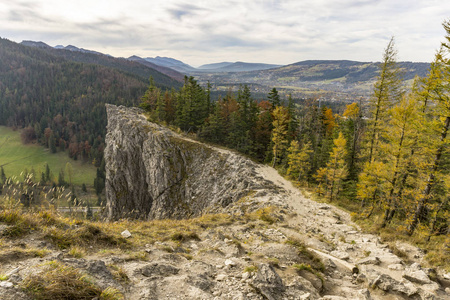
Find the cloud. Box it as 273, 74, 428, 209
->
0, 0, 448, 65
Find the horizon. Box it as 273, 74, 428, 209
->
12, 38, 433, 68
1, 1, 448, 67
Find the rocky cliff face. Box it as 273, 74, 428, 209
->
105, 104, 268, 220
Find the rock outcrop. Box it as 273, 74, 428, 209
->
105, 104, 270, 220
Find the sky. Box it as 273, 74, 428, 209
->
1, 0, 449, 67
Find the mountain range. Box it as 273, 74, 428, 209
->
18, 40, 431, 99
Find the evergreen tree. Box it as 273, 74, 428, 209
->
268, 88, 281, 108
0, 166, 6, 184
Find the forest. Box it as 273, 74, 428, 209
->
139, 26, 450, 249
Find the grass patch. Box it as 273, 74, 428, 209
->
285, 237, 325, 272
21, 261, 102, 300
107, 264, 130, 284
100, 287, 124, 300
68, 245, 86, 258
244, 265, 258, 273
0, 126, 96, 187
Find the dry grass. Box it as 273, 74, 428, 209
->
21, 261, 102, 300
285, 237, 325, 272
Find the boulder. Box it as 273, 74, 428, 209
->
403, 264, 431, 285
250, 264, 285, 300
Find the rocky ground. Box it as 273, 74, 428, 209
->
1, 109, 450, 299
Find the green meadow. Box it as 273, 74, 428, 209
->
0, 126, 96, 187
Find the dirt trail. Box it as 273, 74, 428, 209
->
255, 165, 446, 300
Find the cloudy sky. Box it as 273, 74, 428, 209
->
1, 0, 449, 66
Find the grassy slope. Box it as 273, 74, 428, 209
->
0, 126, 96, 187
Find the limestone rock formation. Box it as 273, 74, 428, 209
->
105, 104, 268, 220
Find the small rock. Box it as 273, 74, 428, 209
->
443, 272, 450, 280
445, 287, 450, 294
388, 263, 404, 271
121, 229, 131, 238
252, 263, 285, 299
224, 259, 236, 266
216, 265, 223, 269
421, 281, 440, 293
242, 272, 251, 280
356, 273, 367, 284
319, 205, 330, 210
357, 256, 381, 265
299, 292, 311, 300
0, 281, 14, 288
216, 274, 227, 281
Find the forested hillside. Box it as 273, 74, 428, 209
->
0, 37, 175, 166
20, 40, 183, 88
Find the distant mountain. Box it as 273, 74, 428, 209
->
262, 60, 430, 83
203, 62, 282, 73
144, 56, 197, 73
128, 55, 185, 82
198, 62, 233, 70
21, 41, 183, 87
194, 60, 430, 98
20, 40, 52, 49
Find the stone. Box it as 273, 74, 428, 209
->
224, 259, 236, 266
372, 274, 418, 297
356, 256, 381, 265
443, 272, 450, 280
251, 264, 285, 300
0, 282, 13, 288
140, 262, 180, 277
445, 287, 450, 294
216, 274, 227, 281
330, 250, 350, 261
186, 275, 213, 291
121, 229, 131, 238
299, 292, 311, 300
403, 266, 431, 285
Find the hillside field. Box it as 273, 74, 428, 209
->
0, 126, 96, 187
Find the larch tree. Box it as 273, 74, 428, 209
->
323, 132, 348, 202
366, 37, 403, 163
408, 22, 450, 234
271, 106, 290, 167
287, 140, 313, 183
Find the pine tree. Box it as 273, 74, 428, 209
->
268, 88, 281, 108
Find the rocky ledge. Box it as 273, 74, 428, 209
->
105, 104, 277, 220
